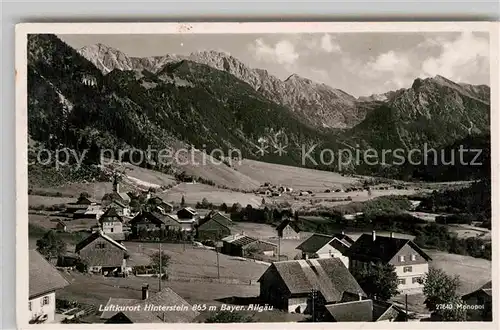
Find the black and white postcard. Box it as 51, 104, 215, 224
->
15, 22, 498, 328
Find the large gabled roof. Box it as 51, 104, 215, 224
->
259, 258, 365, 303
29, 250, 69, 299
295, 233, 334, 253
129, 211, 165, 226
101, 288, 199, 323
106, 311, 163, 323
197, 213, 232, 231
99, 207, 123, 224
75, 231, 127, 253
325, 300, 373, 322
276, 218, 304, 233
462, 280, 493, 299
346, 233, 431, 262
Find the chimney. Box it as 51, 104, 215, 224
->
372, 230, 376, 241
142, 284, 149, 300
390, 232, 394, 238
358, 292, 363, 301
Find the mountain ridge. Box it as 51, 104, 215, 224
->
29, 34, 491, 184
77, 44, 370, 129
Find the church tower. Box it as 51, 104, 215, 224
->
113, 174, 120, 193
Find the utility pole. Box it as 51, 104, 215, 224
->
216, 244, 220, 280
158, 242, 162, 291
311, 289, 317, 322
278, 234, 281, 262
405, 294, 408, 321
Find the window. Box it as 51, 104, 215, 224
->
110, 228, 114, 233
412, 277, 421, 284
399, 255, 405, 262
397, 278, 406, 285
403, 266, 413, 273
29, 302, 32, 311
95, 243, 106, 249
411, 254, 417, 261
42, 296, 50, 306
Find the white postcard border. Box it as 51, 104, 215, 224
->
15, 21, 500, 330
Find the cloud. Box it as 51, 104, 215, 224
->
250, 38, 299, 66
421, 32, 489, 81
358, 50, 415, 89
366, 50, 412, 74
320, 34, 341, 53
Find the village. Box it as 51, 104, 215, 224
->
28, 170, 492, 324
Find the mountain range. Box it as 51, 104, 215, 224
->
28, 34, 491, 183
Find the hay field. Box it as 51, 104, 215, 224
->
158, 183, 262, 207
234, 159, 359, 191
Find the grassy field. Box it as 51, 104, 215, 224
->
158, 183, 262, 207
29, 195, 75, 208
427, 250, 491, 295
125, 242, 268, 282
234, 159, 359, 191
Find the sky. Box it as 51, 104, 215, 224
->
58, 32, 490, 97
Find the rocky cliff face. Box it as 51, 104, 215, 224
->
345, 75, 490, 152
78, 47, 368, 129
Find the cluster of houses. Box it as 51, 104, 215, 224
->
257, 183, 293, 197
29, 179, 492, 324
277, 219, 432, 295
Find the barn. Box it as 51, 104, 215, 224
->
75, 231, 128, 275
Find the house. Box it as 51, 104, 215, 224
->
29, 250, 70, 324
99, 207, 125, 241
258, 258, 365, 314
108, 199, 131, 217
164, 214, 195, 232
222, 234, 277, 257
409, 200, 422, 210
295, 233, 354, 269
101, 285, 199, 323
461, 281, 492, 321
177, 207, 198, 220
73, 204, 104, 220
346, 231, 432, 294
129, 211, 183, 236
196, 211, 232, 241
323, 297, 406, 322
102, 175, 131, 204
147, 196, 173, 214
75, 231, 128, 275
276, 219, 302, 239
55, 220, 67, 233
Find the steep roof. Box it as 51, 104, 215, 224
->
198, 213, 231, 231
106, 233, 126, 241
295, 233, 335, 253
110, 199, 128, 209
325, 300, 373, 322
346, 233, 432, 262
372, 300, 405, 321
276, 219, 302, 233
463, 280, 493, 299
100, 207, 123, 224
332, 233, 355, 246
178, 207, 197, 216
101, 288, 199, 323
144, 287, 199, 322
100, 298, 141, 319
223, 234, 276, 248
259, 258, 364, 303
75, 231, 127, 253
29, 250, 69, 298
129, 211, 165, 226
106, 311, 162, 323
